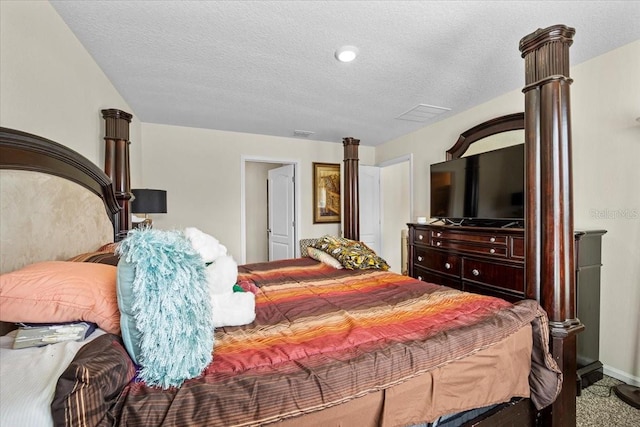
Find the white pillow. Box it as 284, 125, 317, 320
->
307, 247, 343, 269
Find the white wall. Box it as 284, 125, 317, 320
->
141, 123, 375, 261
0, 0, 141, 186
376, 40, 640, 384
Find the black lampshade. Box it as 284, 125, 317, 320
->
131, 189, 167, 214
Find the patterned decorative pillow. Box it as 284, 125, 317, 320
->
67, 242, 120, 265
98, 242, 120, 253
307, 247, 343, 269
311, 235, 390, 270
67, 251, 119, 265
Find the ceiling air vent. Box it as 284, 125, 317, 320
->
396, 104, 451, 122
293, 129, 315, 138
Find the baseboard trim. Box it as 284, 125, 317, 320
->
603, 364, 640, 387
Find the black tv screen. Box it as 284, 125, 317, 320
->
430, 144, 524, 224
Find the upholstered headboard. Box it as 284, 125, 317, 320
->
0, 127, 119, 274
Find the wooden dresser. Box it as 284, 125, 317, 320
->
407, 223, 606, 390
408, 223, 526, 302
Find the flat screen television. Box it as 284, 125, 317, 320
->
430, 143, 524, 227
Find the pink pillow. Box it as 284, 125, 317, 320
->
0, 261, 120, 334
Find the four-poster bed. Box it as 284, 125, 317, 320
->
0, 24, 581, 427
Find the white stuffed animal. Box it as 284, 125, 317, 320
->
184, 227, 228, 264
184, 227, 256, 327
205, 255, 238, 295
209, 292, 256, 328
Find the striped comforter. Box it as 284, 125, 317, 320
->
54, 258, 554, 427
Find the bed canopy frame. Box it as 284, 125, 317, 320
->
0, 24, 579, 427
98, 23, 580, 427
103, 25, 584, 426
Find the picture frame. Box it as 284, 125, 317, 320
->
313, 162, 341, 223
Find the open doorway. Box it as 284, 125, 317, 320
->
240, 157, 300, 264
379, 155, 413, 274
358, 155, 412, 274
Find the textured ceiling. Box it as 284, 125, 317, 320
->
50, 1, 640, 146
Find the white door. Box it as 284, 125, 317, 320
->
359, 165, 381, 254
268, 164, 295, 260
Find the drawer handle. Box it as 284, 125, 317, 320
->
436, 241, 441, 246
472, 269, 480, 276
436, 232, 442, 237
444, 262, 451, 269
489, 248, 496, 254
419, 234, 424, 240
490, 237, 496, 243
417, 256, 423, 262
418, 276, 423, 281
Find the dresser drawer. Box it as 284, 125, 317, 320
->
462, 259, 524, 293
414, 247, 460, 277
511, 237, 525, 259
431, 229, 507, 245
413, 266, 462, 290
408, 224, 527, 301
431, 239, 508, 258
412, 228, 430, 245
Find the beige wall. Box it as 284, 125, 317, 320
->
571, 40, 640, 384
0, 1, 142, 186
141, 123, 375, 262
376, 40, 640, 384
3, 0, 637, 384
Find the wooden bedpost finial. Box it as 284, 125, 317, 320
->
102, 109, 133, 241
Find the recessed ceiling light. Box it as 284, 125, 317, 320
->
335, 46, 359, 63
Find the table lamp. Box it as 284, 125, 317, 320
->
131, 188, 167, 227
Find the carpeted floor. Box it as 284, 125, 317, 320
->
577, 375, 640, 427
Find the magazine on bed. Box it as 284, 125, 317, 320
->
12, 322, 95, 349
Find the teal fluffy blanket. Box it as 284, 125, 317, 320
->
117, 228, 213, 389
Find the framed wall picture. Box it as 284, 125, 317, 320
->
313, 162, 341, 223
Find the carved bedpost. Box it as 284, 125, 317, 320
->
520, 25, 582, 426
343, 137, 360, 241
102, 109, 133, 241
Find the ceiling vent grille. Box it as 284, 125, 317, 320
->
293, 129, 315, 138
396, 104, 451, 122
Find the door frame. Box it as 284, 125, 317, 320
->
240, 155, 301, 264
